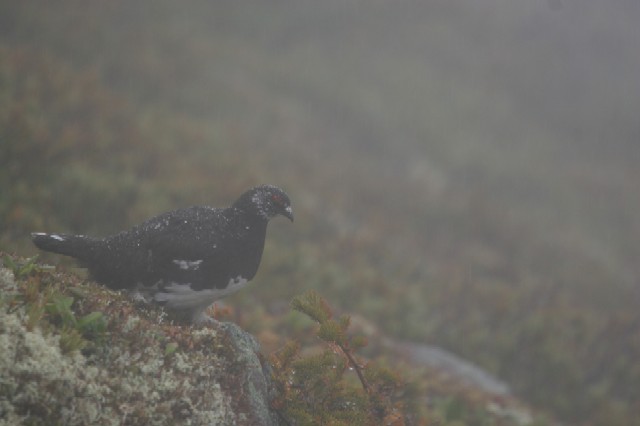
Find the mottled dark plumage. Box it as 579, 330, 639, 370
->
32, 185, 293, 323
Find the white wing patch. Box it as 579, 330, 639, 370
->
172, 259, 203, 270
51, 234, 65, 241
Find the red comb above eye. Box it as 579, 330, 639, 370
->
271, 194, 283, 203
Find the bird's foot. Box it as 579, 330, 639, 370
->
191, 309, 219, 327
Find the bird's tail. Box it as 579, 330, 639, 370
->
31, 232, 97, 260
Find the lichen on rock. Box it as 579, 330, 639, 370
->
0, 258, 280, 425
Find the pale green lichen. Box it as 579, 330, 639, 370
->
0, 304, 108, 425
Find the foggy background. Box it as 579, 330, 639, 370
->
1, 1, 639, 424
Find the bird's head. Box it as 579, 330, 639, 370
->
234, 185, 294, 222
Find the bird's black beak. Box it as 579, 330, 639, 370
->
282, 206, 294, 222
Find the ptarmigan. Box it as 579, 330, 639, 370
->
32, 184, 293, 324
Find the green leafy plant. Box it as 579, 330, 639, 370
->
45, 294, 107, 353
2, 255, 108, 353
3, 255, 41, 279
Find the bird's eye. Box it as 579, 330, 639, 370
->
271, 194, 284, 205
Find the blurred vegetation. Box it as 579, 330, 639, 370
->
1, 1, 639, 424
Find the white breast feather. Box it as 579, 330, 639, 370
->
153, 276, 248, 311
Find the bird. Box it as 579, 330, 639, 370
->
32, 184, 293, 324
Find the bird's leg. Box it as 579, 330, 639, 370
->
191, 308, 219, 326
130, 289, 151, 304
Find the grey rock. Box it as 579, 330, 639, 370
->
218, 322, 281, 426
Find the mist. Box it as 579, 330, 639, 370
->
1, 1, 639, 423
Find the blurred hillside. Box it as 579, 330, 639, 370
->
1, 1, 639, 424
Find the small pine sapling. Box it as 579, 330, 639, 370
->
272, 290, 406, 425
